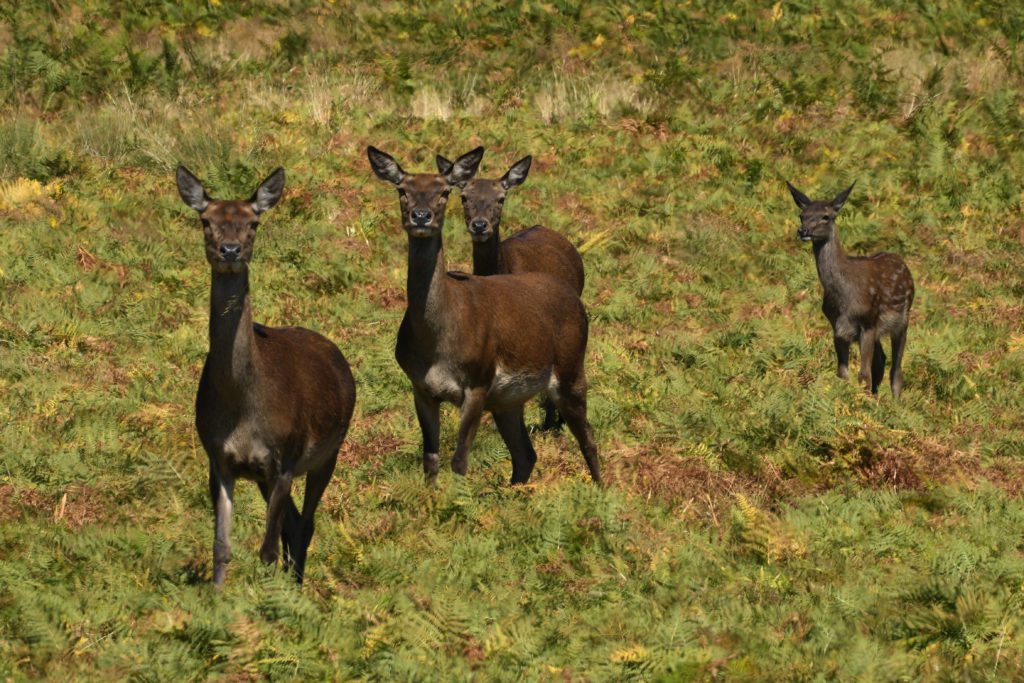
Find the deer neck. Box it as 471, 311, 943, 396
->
471, 225, 505, 276
207, 269, 257, 397
406, 233, 450, 338
812, 231, 849, 297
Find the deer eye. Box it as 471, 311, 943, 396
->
441, 190, 450, 199
251, 222, 259, 230
201, 219, 211, 230
397, 188, 407, 198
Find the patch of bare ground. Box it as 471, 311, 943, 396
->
0, 484, 109, 528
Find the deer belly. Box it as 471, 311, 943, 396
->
422, 364, 464, 403
486, 366, 549, 409
216, 425, 273, 480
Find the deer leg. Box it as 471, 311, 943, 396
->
890, 328, 908, 399
209, 462, 235, 586
413, 389, 441, 485
552, 375, 601, 485
257, 481, 301, 571
451, 388, 487, 476
493, 408, 538, 485
260, 468, 294, 565
858, 330, 878, 394
286, 452, 338, 584
540, 398, 564, 432
871, 339, 886, 394
833, 336, 851, 380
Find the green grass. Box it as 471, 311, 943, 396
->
3, 0, 1024, 679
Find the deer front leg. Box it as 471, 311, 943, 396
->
451, 388, 487, 476
858, 329, 878, 393
260, 467, 294, 565
209, 462, 235, 586
833, 336, 851, 380
413, 389, 441, 485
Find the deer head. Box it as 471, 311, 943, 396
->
368, 146, 484, 238
176, 165, 285, 273
787, 181, 855, 243
439, 153, 531, 242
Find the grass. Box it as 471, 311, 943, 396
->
2, 0, 1024, 679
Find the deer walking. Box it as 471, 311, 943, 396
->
176, 165, 356, 585
438, 152, 585, 430
367, 145, 601, 485
787, 181, 914, 398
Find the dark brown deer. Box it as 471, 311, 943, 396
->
437, 152, 585, 430
367, 145, 600, 485
787, 181, 914, 398
176, 165, 356, 585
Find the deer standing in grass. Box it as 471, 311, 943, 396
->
438, 152, 585, 430
787, 181, 914, 398
367, 146, 601, 485
176, 165, 356, 585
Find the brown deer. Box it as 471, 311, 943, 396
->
366, 145, 601, 485
176, 165, 356, 585
437, 152, 585, 430
787, 181, 914, 398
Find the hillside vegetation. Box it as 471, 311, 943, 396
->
3, 1, 1024, 679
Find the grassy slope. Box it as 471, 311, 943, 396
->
2, 0, 1024, 679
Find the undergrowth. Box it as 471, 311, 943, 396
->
2, 1, 1024, 679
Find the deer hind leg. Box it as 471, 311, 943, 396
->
257, 480, 302, 578
413, 389, 441, 485
451, 388, 487, 476
209, 462, 235, 586
288, 452, 338, 585
858, 329, 878, 394
890, 327, 908, 399
871, 339, 886, 394
540, 398, 564, 432
260, 468, 294, 565
551, 374, 601, 485
493, 408, 538, 485
833, 336, 851, 380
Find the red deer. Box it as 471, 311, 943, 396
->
787, 181, 914, 398
176, 165, 356, 585
437, 152, 585, 429
366, 145, 601, 485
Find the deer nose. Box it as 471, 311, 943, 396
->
220, 243, 242, 261
411, 209, 432, 225
470, 219, 489, 234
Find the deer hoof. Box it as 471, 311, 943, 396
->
259, 544, 279, 565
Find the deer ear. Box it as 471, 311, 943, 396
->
368, 146, 406, 185
443, 146, 484, 188
786, 181, 812, 210
176, 164, 210, 212
436, 154, 454, 177
249, 167, 285, 214
500, 155, 532, 190
832, 181, 856, 212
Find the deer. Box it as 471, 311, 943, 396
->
176, 164, 356, 585
787, 181, 914, 398
437, 152, 585, 430
366, 145, 601, 486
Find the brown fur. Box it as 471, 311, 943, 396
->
446, 156, 586, 429
177, 165, 356, 585
368, 146, 600, 485
788, 181, 915, 398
